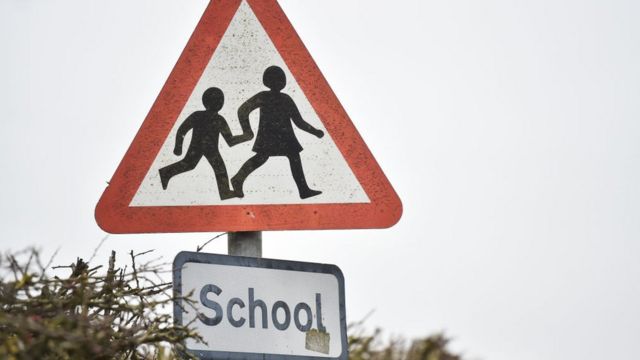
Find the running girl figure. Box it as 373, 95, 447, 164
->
231, 66, 325, 199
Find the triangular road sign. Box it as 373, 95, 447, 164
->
95, 0, 402, 233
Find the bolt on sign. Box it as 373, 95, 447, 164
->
95, 0, 402, 233
173, 252, 348, 359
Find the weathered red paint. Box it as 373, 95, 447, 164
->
95, 0, 402, 233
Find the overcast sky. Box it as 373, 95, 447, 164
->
1, 1, 639, 359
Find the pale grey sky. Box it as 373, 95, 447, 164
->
1, 1, 639, 359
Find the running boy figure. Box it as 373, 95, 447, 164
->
231, 65, 325, 199
159, 87, 246, 200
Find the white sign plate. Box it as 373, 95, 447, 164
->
173, 252, 348, 359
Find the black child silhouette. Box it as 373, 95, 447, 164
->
159, 87, 245, 200
231, 65, 325, 199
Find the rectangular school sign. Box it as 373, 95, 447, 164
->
173, 252, 348, 359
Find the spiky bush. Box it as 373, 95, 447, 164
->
348, 324, 463, 360
0, 247, 466, 360
0, 249, 201, 359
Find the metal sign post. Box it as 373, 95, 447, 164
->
228, 231, 262, 258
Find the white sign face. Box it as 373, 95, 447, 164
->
173, 252, 348, 360
131, 0, 369, 207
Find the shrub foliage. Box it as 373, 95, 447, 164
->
0, 249, 200, 359
349, 325, 463, 360
0, 248, 464, 360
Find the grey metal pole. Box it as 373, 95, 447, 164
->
228, 231, 262, 258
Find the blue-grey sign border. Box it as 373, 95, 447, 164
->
173, 251, 348, 360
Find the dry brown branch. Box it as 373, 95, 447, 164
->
196, 233, 227, 253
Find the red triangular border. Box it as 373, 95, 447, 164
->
95, 0, 402, 233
